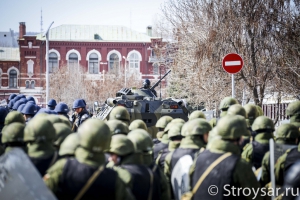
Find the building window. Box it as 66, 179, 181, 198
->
49, 52, 58, 73
89, 53, 99, 74
153, 63, 159, 75
25, 80, 30, 89
28, 41, 32, 49
30, 81, 35, 89
9, 69, 17, 88
68, 53, 78, 68
27, 60, 34, 74
109, 53, 119, 72
129, 53, 140, 70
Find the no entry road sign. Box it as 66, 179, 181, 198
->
222, 53, 244, 74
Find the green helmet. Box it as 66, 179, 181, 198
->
291, 122, 300, 129
4, 111, 25, 125
108, 134, 135, 156
129, 119, 147, 131
109, 106, 130, 124
168, 123, 184, 139
252, 116, 275, 132
24, 116, 55, 142
47, 115, 63, 124
58, 115, 71, 127
106, 119, 129, 135
219, 97, 239, 110
171, 118, 186, 124
256, 106, 264, 116
127, 129, 153, 153
286, 101, 300, 116
189, 111, 206, 121
275, 124, 299, 140
53, 123, 72, 147
77, 119, 111, 153
215, 115, 249, 139
244, 104, 259, 125
1, 122, 25, 143
181, 118, 212, 137
156, 116, 173, 129
59, 133, 79, 157
227, 104, 247, 118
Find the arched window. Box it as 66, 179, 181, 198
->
27, 60, 34, 74
49, 52, 58, 73
153, 63, 159, 75
89, 53, 99, 74
68, 53, 78, 68
129, 53, 140, 70
25, 80, 30, 89
30, 81, 35, 89
109, 53, 119, 72
9, 69, 17, 88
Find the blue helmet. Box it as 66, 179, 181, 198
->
7, 101, 14, 109
8, 94, 17, 101
48, 99, 57, 107
35, 105, 41, 112
17, 104, 26, 113
27, 100, 36, 105
21, 103, 37, 115
26, 96, 36, 103
0, 107, 8, 124
72, 99, 86, 109
12, 99, 27, 110
55, 102, 69, 114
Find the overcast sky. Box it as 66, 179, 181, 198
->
0, 0, 166, 33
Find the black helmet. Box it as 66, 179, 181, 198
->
143, 79, 150, 87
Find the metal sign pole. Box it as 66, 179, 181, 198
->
232, 74, 235, 98
269, 139, 275, 200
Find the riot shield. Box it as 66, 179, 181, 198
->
269, 139, 297, 200
171, 155, 194, 200
0, 148, 57, 200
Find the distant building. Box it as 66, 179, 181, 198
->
0, 22, 167, 105
0, 29, 18, 47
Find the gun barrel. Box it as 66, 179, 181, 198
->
150, 69, 171, 90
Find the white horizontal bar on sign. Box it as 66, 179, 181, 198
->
225, 61, 241, 66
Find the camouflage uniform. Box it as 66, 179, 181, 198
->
44, 119, 133, 200
189, 115, 262, 200
260, 124, 299, 186
127, 129, 171, 200
108, 134, 160, 200
53, 123, 72, 150
164, 119, 211, 186
274, 124, 300, 186
241, 116, 274, 170
71, 99, 90, 132
24, 115, 58, 176
1, 122, 26, 153
209, 97, 239, 127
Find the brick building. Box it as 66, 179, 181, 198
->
0, 22, 166, 105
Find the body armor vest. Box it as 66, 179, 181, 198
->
153, 142, 168, 160
170, 148, 199, 172
252, 141, 269, 169
121, 164, 160, 200
192, 150, 240, 200
57, 158, 116, 200
30, 153, 55, 176
157, 148, 170, 171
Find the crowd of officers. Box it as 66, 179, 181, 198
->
1, 94, 300, 200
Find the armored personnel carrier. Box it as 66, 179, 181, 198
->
95, 70, 189, 128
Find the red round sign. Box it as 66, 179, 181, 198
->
222, 53, 244, 74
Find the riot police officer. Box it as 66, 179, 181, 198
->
71, 99, 90, 132
54, 102, 69, 119
24, 115, 57, 176
47, 99, 57, 110
21, 103, 37, 124
44, 119, 133, 200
